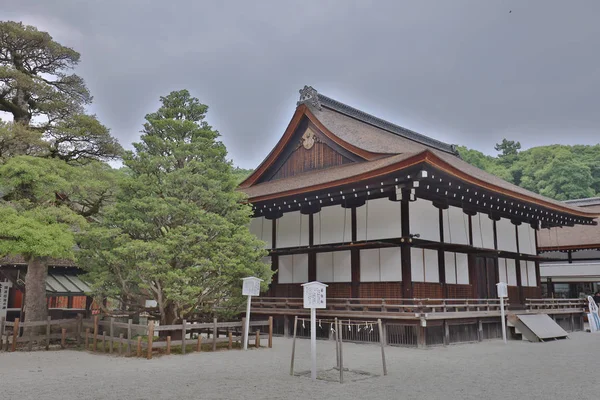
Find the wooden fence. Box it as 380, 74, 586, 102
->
0, 315, 274, 359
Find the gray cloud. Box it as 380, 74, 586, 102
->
2, 0, 599, 168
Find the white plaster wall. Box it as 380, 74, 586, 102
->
276, 211, 309, 248
442, 206, 469, 245
249, 217, 273, 248
456, 253, 469, 284
498, 258, 508, 284
411, 248, 425, 282
506, 258, 517, 286
445, 252, 457, 284
409, 198, 439, 241
518, 224, 536, 255
355, 198, 402, 241
527, 261, 537, 287
472, 213, 495, 249
424, 249, 439, 283
445, 252, 469, 284
278, 254, 308, 284
360, 249, 380, 282
380, 247, 402, 281
314, 205, 352, 245
497, 218, 517, 253
316, 251, 351, 282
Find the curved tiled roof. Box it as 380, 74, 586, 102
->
240, 86, 600, 221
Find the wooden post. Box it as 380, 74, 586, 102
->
76, 314, 82, 345
268, 316, 273, 348
93, 315, 98, 351
109, 317, 114, 353
334, 317, 339, 369
290, 316, 298, 376
118, 333, 123, 355
241, 317, 246, 347
102, 331, 106, 353
338, 319, 344, 384
136, 336, 142, 357
43, 316, 50, 350
85, 328, 90, 350
147, 321, 154, 360
443, 320, 450, 346
61, 328, 66, 349
0, 317, 4, 349
255, 330, 260, 348
212, 318, 217, 352
127, 319, 132, 356
197, 335, 202, 352
11, 318, 19, 352
166, 336, 171, 355
28, 323, 33, 351
377, 319, 387, 376
228, 332, 233, 350
283, 315, 290, 338
181, 319, 187, 355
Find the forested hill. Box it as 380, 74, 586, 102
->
234, 140, 600, 202
457, 140, 600, 201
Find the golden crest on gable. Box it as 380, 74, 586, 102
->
302, 128, 316, 150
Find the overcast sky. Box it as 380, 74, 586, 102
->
2, 0, 599, 168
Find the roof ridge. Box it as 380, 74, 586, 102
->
296, 85, 458, 155
564, 197, 600, 205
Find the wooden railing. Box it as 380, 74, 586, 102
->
252, 297, 509, 316
525, 298, 587, 311
0, 315, 274, 358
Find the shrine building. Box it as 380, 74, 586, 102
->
239, 86, 598, 345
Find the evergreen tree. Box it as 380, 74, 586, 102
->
79, 90, 271, 325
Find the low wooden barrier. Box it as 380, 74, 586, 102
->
525, 298, 587, 311
253, 297, 509, 318
0, 315, 274, 358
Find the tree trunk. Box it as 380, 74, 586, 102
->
159, 302, 182, 339
24, 257, 48, 333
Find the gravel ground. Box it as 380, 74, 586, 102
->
1, 333, 599, 400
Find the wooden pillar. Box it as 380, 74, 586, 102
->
468, 215, 474, 246
401, 190, 412, 298
351, 207, 360, 298
438, 207, 447, 298
308, 213, 316, 282
567, 250, 573, 264
270, 218, 278, 293
492, 220, 498, 251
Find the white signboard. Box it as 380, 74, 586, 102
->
302, 281, 327, 309
0, 282, 12, 320
241, 277, 263, 350
496, 282, 508, 298
588, 296, 600, 333
242, 277, 262, 297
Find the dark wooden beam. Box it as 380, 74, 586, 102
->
438, 207, 447, 297
401, 189, 413, 298
351, 207, 359, 298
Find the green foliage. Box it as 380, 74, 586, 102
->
0, 21, 91, 125
0, 156, 93, 260
78, 90, 272, 324
232, 167, 253, 184
457, 141, 600, 200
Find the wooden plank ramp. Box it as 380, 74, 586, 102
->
507, 314, 568, 342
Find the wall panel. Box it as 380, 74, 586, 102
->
316, 251, 351, 283
518, 224, 536, 255
409, 198, 439, 241
355, 198, 402, 241
278, 254, 308, 284
249, 217, 273, 248
276, 211, 309, 248
359, 248, 401, 282
442, 206, 469, 245
472, 213, 495, 249
314, 205, 352, 245
497, 218, 517, 253
506, 259, 517, 286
